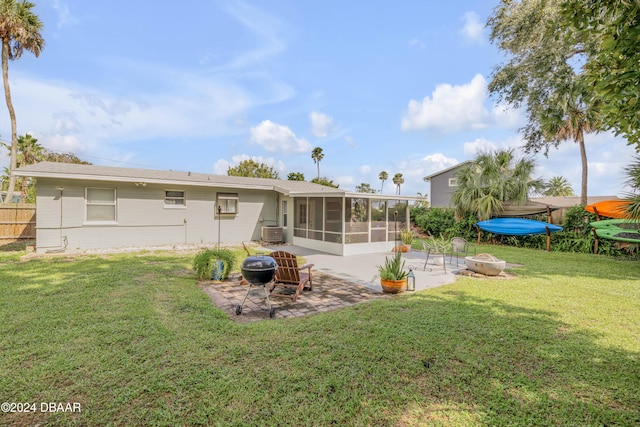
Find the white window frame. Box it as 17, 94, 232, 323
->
448, 178, 458, 187
216, 193, 239, 215
85, 187, 117, 224
164, 190, 186, 208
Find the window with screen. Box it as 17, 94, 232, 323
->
86, 187, 116, 222
165, 190, 185, 206
217, 193, 239, 214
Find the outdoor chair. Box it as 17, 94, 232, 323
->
450, 237, 476, 266
421, 240, 446, 273
268, 251, 314, 302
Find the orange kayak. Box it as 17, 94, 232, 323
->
584, 200, 631, 219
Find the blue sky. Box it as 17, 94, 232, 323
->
1, 0, 636, 197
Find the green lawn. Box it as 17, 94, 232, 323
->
0, 247, 638, 426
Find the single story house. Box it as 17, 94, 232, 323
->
15, 162, 418, 256
423, 161, 471, 208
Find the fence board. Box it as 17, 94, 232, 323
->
0, 204, 36, 242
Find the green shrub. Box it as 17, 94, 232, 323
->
192, 249, 237, 280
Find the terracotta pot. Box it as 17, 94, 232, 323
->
380, 278, 407, 294
392, 245, 409, 252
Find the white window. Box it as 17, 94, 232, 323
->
86, 188, 116, 222
217, 193, 239, 214
165, 190, 186, 207
282, 200, 288, 227
449, 178, 458, 187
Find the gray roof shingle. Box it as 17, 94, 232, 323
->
15, 162, 346, 195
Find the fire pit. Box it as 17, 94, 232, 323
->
236, 255, 278, 318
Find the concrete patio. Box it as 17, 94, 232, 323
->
201, 245, 465, 322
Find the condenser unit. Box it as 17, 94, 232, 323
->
261, 226, 283, 243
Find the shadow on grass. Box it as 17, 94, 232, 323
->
0, 240, 27, 252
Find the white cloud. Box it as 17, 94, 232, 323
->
401, 74, 527, 133
249, 120, 311, 154
52, 0, 78, 29
461, 12, 484, 43
359, 165, 371, 174
334, 175, 354, 188
3, 71, 257, 153
214, 2, 285, 71
309, 111, 333, 138
213, 158, 231, 175
408, 37, 427, 49
401, 74, 490, 132
463, 138, 499, 157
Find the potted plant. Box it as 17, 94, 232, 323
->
399, 229, 415, 252
377, 250, 409, 293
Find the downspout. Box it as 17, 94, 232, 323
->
46, 186, 68, 253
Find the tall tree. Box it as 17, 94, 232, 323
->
0, 0, 44, 204
310, 177, 338, 188
562, 1, 640, 147
451, 149, 544, 220
544, 176, 575, 197
287, 172, 305, 181
311, 147, 324, 179
1, 133, 43, 203
227, 159, 279, 179
487, 0, 599, 206
15, 133, 42, 201
379, 171, 388, 193
355, 182, 376, 194
43, 150, 91, 164
392, 173, 404, 195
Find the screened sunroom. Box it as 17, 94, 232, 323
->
291, 194, 414, 255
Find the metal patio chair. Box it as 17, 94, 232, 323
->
450, 237, 476, 266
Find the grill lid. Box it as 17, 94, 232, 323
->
241, 255, 277, 271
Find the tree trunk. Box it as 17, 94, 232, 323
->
2, 39, 17, 204
578, 133, 588, 206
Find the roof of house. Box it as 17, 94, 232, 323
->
15, 162, 421, 201
15, 162, 346, 196
423, 161, 472, 181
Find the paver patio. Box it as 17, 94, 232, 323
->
200, 271, 388, 323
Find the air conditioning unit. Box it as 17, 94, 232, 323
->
261, 226, 284, 243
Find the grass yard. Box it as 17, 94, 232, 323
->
0, 246, 639, 426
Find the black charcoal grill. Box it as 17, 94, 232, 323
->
235, 255, 278, 318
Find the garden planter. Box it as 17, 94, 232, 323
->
211, 259, 225, 281
380, 278, 407, 294
465, 253, 506, 276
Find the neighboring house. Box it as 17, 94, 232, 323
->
423, 161, 471, 208
15, 162, 417, 256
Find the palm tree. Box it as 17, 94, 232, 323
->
622, 155, 640, 220
539, 84, 598, 205
379, 171, 388, 193
0, 0, 44, 204
311, 147, 324, 179
544, 176, 575, 197
451, 148, 544, 220
392, 173, 404, 195
15, 133, 43, 201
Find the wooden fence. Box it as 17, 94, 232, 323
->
0, 204, 36, 243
